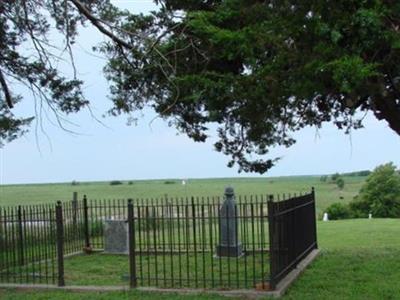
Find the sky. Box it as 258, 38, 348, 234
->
1, 1, 400, 185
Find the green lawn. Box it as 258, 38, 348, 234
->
0, 176, 365, 215
63, 252, 268, 289
1, 218, 399, 299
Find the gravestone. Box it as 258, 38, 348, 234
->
216, 187, 243, 257
104, 220, 129, 254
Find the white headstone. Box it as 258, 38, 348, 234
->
323, 212, 329, 221
182, 180, 186, 185
368, 213, 372, 219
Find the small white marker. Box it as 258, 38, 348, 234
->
182, 180, 186, 185
368, 213, 372, 219
323, 212, 329, 221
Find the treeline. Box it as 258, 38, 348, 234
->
341, 170, 371, 177
325, 163, 400, 220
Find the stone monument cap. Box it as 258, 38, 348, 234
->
224, 186, 235, 196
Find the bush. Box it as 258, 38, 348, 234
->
320, 175, 328, 182
110, 180, 123, 185
164, 180, 176, 184
71, 180, 79, 186
326, 203, 352, 220
349, 163, 400, 218
331, 173, 340, 181
336, 177, 345, 190
128, 181, 133, 185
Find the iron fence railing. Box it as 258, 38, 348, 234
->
268, 188, 318, 289
0, 189, 317, 291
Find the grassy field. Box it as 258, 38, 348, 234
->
0, 176, 366, 215
1, 218, 399, 299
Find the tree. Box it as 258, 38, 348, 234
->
331, 173, 340, 182
0, 0, 124, 145
336, 177, 345, 190
320, 175, 328, 182
2, 1, 400, 173
350, 162, 400, 218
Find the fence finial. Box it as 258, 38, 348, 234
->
268, 194, 274, 202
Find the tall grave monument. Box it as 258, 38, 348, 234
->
216, 187, 243, 257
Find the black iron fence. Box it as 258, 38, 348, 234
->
268, 188, 318, 289
0, 189, 317, 291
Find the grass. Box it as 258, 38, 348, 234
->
1, 219, 400, 299
63, 252, 269, 288
0, 176, 366, 215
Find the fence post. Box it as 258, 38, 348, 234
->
56, 201, 65, 287
267, 195, 276, 290
127, 199, 137, 288
83, 195, 91, 249
72, 192, 78, 226
311, 187, 318, 249
17, 205, 24, 266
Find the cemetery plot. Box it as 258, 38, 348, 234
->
0, 188, 318, 292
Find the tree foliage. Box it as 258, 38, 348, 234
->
326, 202, 351, 220
1, 0, 400, 172
336, 177, 345, 190
99, 0, 400, 172
350, 162, 400, 218
0, 0, 121, 145
331, 173, 340, 181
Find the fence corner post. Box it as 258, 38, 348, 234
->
56, 200, 65, 287
83, 195, 91, 249
267, 194, 276, 290
311, 187, 318, 249
127, 199, 137, 288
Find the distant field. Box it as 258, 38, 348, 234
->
0, 176, 366, 215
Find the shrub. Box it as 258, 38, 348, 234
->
349, 196, 371, 218
320, 175, 328, 182
71, 180, 79, 186
110, 180, 123, 185
336, 177, 345, 190
326, 203, 352, 220
331, 173, 340, 181
349, 163, 400, 218
128, 181, 133, 185
164, 180, 176, 184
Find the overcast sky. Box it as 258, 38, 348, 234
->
1, 1, 399, 185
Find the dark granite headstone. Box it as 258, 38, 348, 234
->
216, 187, 243, 257
104, 220, 129, 254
